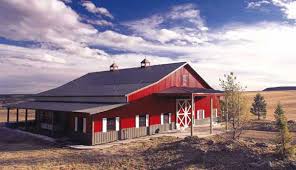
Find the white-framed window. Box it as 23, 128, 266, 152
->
197, 110, 205, 120
136, 114, 149, 128
213, 109, 218, 117
103, 117, 120, 132
161, 113, 171, 124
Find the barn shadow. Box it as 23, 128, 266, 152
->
0, 127, 62, 152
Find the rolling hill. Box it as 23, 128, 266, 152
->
244, 91, 296, 120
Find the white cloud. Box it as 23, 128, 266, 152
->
271, 0, 296, 20
0, 0, 109, 61
247, 0, 271, 9
123, 4, 208, 45
82, 1, 113, 19
247, 0, 296, 20
86, 19, 113, 26
0, 1, 296, 93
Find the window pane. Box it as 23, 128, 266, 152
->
139, 115, 146, 127
107, 118, 116, 131
78, 117, 83, 132
163, 113, 169, 124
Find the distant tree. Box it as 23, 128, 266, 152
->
250, 93, 267, 120
274, 103, 295, 159
220, 72, 250, 140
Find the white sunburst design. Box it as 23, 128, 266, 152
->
176, 99, 192, 130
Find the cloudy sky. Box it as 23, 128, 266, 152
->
0, 0, 296, 94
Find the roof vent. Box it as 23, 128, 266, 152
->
141, 58, 150, 68
110, 62, 118, 71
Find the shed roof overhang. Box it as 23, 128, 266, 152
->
155, 87, 224, 97
4, 101, 126, 115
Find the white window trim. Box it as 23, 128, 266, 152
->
146, 114, 149, 127
74, 117, 78, 132
116, 117, 120, 131
197, 110, 205, 120
83, 118, 86, 133
135, 115, 139, 128
102, 118, 107, 132
168, 113, 171, 124
161, 113, 164, 125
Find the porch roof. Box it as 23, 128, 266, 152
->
4, 101, 126, 114
155, 87, 223, 96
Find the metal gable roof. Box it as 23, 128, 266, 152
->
37, 62, 187, 97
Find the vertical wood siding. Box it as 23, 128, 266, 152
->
127, 65, 209, 102
120, 127, 148, 140
94, 131, 119, 144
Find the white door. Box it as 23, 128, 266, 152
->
176, 99, 192, 130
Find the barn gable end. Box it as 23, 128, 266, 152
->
127, 63, 212, 102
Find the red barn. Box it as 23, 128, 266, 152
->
5, 60, 222, 145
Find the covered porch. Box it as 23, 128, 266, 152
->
4, 101, 126, 144
155, 87, 223, 135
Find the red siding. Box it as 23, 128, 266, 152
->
127, 65, 208, 102
195, 95, 221, 119
92, 64, 221, 133
93, 95, 176, 132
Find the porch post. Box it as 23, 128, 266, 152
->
25, 109, 28, 130
51, 112, 54, 136
16, 109, 19, 127
7, 108, 10, 123
91, 115, 95, 145
190, 94, 194, 136
210, 96, 213, 134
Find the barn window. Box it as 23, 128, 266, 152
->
78, 117, 83, 132
107, 118, 116, 131
139, 115, 146, 127
182, 74, 189, 86
197, 110, 205, 120
162, 113, 171, 124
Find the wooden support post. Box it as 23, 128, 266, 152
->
16, 109, 19, 127
51, 112, 54, 136
210, 97, 213, 134
7, 108, 10, 123
25, 109, 28, 130
91, 115, 95, 145
190, 94, 194, 136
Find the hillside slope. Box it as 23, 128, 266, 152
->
244, 91, 296, 120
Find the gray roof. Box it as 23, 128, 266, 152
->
6, 101, 126, 114
37, 62, 187, 97
156, 87, 223, 95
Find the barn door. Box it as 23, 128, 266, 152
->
176, 99, 192, 130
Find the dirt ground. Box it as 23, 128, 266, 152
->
0, 122, 295, 170
244, 91, 296, 120
0, 108, 35, 123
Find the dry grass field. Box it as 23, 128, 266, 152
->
244, 90, 296, 120
0, 127, 295, 170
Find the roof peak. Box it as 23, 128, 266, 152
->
93, 61, 187, 74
